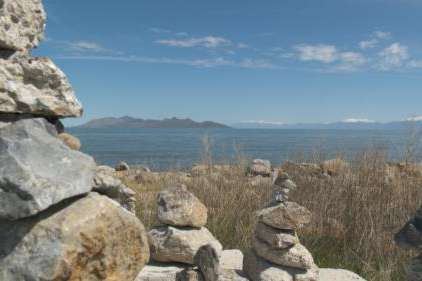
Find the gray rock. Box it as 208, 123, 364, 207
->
395, 221, 422, 250
0, 0, 46, 51
0, 193, 150, 281
0, 118, 96, 220
243, 251, 318, 281
195, 242, 221, 281
177, 268, 204, 281
257, 202, 312, 230
0, 55, 82, 117
255, 222, 299, 249
158, 185, 208, 227
249, 159, 272, 177
148, 225, 222, 265
93, 165, 137, 213
318, 268, 366, 281
252, 237, 315, 269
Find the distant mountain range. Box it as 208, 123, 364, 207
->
75, 116, 229, 129
233, 117, 422, 130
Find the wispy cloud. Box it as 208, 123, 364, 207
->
292, 44, 367, 72
66, 41, 109, 53
48, 39, 117, 55
149, 27, 171, 34
359, 30, 391, 49
54, 55, 276, 69
156, 36, 231, 48
377, 42, 409, 71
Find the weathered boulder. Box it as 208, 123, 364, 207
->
243, 251, 318, 281
318, 268, 366, 281
194, 242, 221, 281
395, 221, 422, 250
0, 55, 82, 117
0, 193, 150, 281
158, 185, 208, 227
257, 202, 312, 230
148, 225, 222, 264
249, 159, 272, 177
255, 222, 299, 249
0, 0, 46, 51
253, 237, 315, 269
0, 118, 96, 220
321, 158, 350, 176
93, 165, 137, 213
58, 132, 81, 150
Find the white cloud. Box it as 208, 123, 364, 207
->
339, 52, 367, 65
359, 39, 378, 49
149, 27, 171, 34
294, 44, 338, 63
342, 118, 375, 123
157, 36, 231, 48
237, 43, 249, 49
378, 42, 409, 70
359, 30, 391, 49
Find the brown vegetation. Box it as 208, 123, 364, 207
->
119, 148, 422, 281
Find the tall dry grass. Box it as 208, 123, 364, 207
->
120, 146, 422, 281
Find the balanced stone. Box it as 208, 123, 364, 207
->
0, 193, 150, 281
148, 225, 222, 264
253, 237, 315, 269
257, 202, 312, 230
243, 251, 318, 281
0, 0, 46, 51
158, 185, 208, 227
255, 222, 299, 249
0, 118, 96, 220
0, 55, 82, 117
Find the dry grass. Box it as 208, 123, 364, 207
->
120, 148, 422, 281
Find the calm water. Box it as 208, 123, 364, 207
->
68, 128, 418, 170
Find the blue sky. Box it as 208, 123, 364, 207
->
34, 0, 422, 126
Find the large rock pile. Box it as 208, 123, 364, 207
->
395, 207, 422, 281
0, 1, 149, 280
244, 172, 318, 281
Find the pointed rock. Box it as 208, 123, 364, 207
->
0, 55, 82, 117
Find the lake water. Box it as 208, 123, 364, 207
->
68, 128, 420, 170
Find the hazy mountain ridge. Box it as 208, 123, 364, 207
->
75, 116, 229, 129
233, 118, 422, 129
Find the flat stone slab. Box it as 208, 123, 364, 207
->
0, 0, 46, 51
0, 118, 96, 220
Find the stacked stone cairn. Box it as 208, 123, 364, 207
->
395, 206, 422, 281
0, 1, 149, 280
139, 185, 248, 281
244, 172, 319, 281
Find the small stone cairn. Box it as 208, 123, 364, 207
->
244, 172, 319, 281
0, 1, 149, 280
139, 185, 247, 281
395, 207, 422, 281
